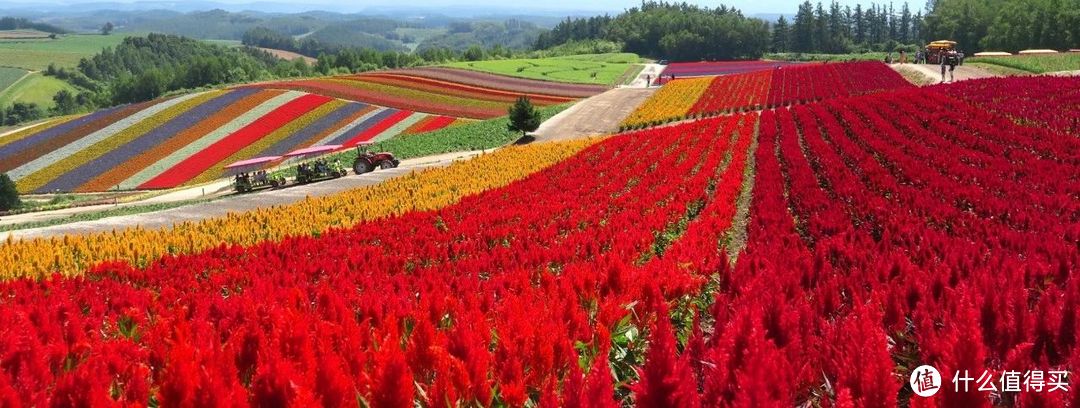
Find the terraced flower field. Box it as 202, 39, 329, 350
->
0, 88, 460, 193
244, 67, 605, 119
0, 74, 1076, 407
623, 61, 911, 129
657, 60, 799, 80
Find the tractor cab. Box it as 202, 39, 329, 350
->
353, 143, 400, 175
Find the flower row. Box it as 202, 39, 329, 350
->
935, 76, 1080, 137
634, 82, 1078, 406
621, 61, 911, 130
396, 66, 606, 98
619, 76, 713, 129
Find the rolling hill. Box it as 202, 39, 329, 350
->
0, 88, 462, 193
244, 67, 606, 119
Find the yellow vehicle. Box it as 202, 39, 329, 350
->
926, 40, 957, 64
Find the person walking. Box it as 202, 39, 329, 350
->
940, 51, 948, 82
947, 50, 959, 82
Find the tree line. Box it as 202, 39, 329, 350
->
772, 1, 923, 54
0, 17, 67, 34
922, 0, 1080, 53
535, 1, 770, 61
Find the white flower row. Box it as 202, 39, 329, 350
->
9, 93, 204, 181
120, 91, 305, 189
311, 107, 387, 146
372, 112, 426, 143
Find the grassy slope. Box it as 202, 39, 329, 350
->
443, 53, 642, 85
0, 33, 131, 70
968, 53, 1080, 74
0, 72, 78, 108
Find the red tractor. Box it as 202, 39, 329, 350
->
353, 143, 400, 174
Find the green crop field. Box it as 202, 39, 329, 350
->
444, 53, 643, 85
0, 67, 28, 93
0, 33, 132, 70
0, 72, 78, 108
968, 53, 1080, 74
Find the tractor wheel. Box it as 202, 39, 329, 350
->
354, 161, 374, 175
379, 160, 394, 170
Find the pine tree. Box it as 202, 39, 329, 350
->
0, 173, 20, 211
771, 16, 791, 52
507, 96, 541, 137
854, 4, 866, 44
792, 1, 815, 52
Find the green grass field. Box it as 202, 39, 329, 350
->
0, 33, 131, 70
968, 53, 1080, 74
966, 62, 1033, 76
444, 53, 643, 85
0, 72, 78, 108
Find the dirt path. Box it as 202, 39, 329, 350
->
533, 87, 655, 141
897, 63, 995, 84
3, 150, 484, 240
627, 63, 665, 88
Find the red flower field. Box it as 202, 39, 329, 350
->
0, 75, 1077, 406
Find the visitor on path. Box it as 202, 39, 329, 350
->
940, 53, 948, 82
645, 74, 651, 87
941, 50, 959, 83
899, 50, 908, 64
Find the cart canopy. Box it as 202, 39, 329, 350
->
224, 156, 282, 169
284, 145, 343, 157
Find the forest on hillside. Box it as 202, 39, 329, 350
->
535, 2, 770, 60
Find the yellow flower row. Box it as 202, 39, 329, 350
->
621, 76, 714, 129
0, 139, 599, 280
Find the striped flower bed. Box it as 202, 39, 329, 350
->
244, 68, 597, 120
2, 88, 466, 194
393, 67, 606, 98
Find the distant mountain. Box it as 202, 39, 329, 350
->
1, 2, 614, 19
